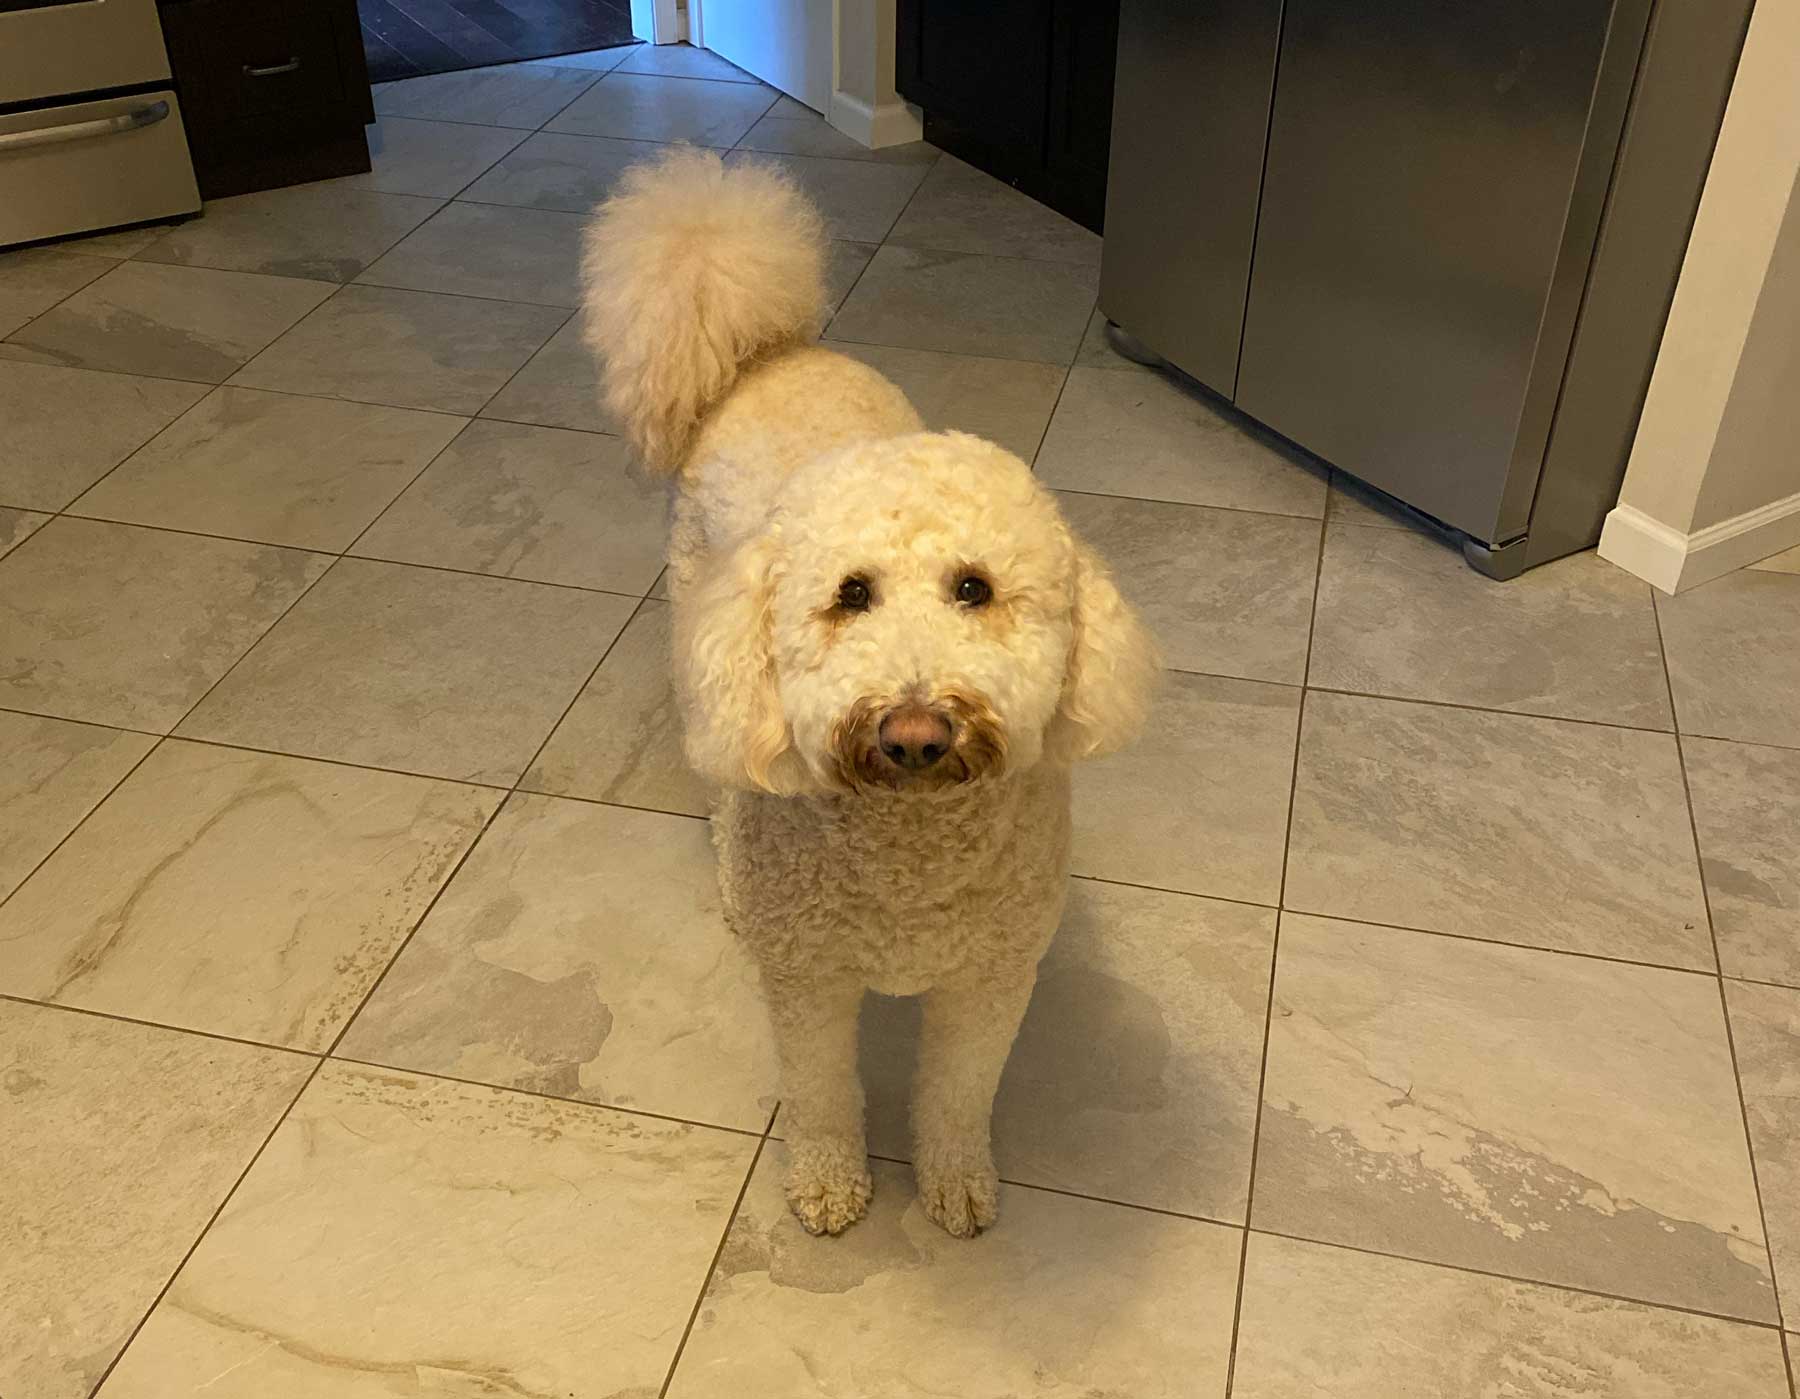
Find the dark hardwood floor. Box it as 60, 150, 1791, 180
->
360, 0, 636, 83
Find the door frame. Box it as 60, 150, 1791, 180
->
629, 0, 686, 44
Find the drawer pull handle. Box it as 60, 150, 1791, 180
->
244, 58, 302, 77
0, 100, 170, 153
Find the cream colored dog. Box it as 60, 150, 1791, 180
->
583, 149, 1156, 1239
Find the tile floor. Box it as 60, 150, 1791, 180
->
3, 45, 1799, 1399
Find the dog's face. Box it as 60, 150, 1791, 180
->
676, 432, 1157, 796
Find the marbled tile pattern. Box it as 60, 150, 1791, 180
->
10, 47, 1799, 1393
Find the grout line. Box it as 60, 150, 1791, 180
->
512, 785, 709, 824
0, 992, 325, 1059
1027, 356, 1079, 471
509, 592, 653, 784
1047, 480, 1327, 524
0, 740, 162, 919
1782, 1329, 1797, 1399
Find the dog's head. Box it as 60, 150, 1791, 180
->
676, 431, 1157, 796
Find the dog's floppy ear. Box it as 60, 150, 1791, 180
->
673, 535, 808, 793
1046, 537, 1159, 762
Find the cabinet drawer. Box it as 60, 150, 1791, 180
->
165, 1, 350, 121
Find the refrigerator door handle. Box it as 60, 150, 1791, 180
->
0, 99, 171, 153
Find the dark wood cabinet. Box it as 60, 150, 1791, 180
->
896, 0, 1118, 231
160, 0, 374, 199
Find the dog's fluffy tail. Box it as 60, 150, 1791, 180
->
581, 146, 827, 476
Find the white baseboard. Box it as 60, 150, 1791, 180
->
1599, 491, 1800, 593
827, 91, 924, 150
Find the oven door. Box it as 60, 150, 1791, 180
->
0, 0, 174, 107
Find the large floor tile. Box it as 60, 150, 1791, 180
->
735, 108, 938, 164
724, 149, 930, 242
231, 284, 566, 414
0, 505, 48, 559
829, 342, 1065, 461
887, 154, 1103, 264
340, 794, 773, 1129
134, 185, 442, 282
0, 517, 327, 731
1057, 490, 1320, 684
1658, 571, 1800, 748
97, 1063, 756, 1398
827, 244, 1097, 364
357, 200, 586, 307
4, 261, 334, 383
1310, 527, 1672, 727
1232, 1233, 1792, 1399
354, 419, 665, 592
861, 880, 1274, 1221
1686, 737, 1800, 987
1287, 691, 1712, 968
478, 308, 619, 431
1752, 541, 1800, 574
1725, 979, 1800, 1328
0, 1000, 310, 1399
74, 386, 465, 551
548, 71, 775, 145
0, 247, 115, 337
178, 558, 632, 784
460, 129, 666, 211
666, 1148, 1240, 1399
616, 40, 759, 81
0, 360, 206, 511
1035, 366, 1328, 516
1256, 915, 1775, 1320
1328, 467, 1418, 529
524, 601, 711, 816
371, 61, 599, 127
527, 44, 639, 72
1072, 670, 1299, 903
824, 237, 877, 313
0, 741, 498, 1050
0, 711, 152, 901
338, 115, 529, 197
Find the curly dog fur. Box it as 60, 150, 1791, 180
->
584, 148, 1157, 1238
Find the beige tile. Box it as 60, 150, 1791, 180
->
1035, 366, 1328, 516
823, 238, 877, 314
0, 505, 49, 559
338, 116, 529, 197
341, 794, 774, 1129
1751, 541, 1800, 574
357, 200, 585, 307
0, 711, 152, 901
525, 601, 710, 816
526, 44, 638, 72
827, 244, 1098, 364
178, 558, 632, 784
1257, 915, 1775, 1320
75, 386, 465, 551
98, 1062, 756, 1398
3, 261, 334, 383
232, 284, 566, 415
0, 248, 115, 337
1658, 571, 1800, 748
830, 342, 1065, 461
1057, 490, 1320, 683
1233, 1233, 1792, 1399
861, 880, 1274, 1220
1328, 467, 1418, 530
667, 1148, 1240, 1398
460, 130, 667, 211
135, 185, 442, 282
0, 1000, 310, 1399
735, 110, 937, 164
1686, 737, 1800, 987
766, 94, 815, 118
355, 419, 665, 592
723, 150, 930, 242
547, 72, 775, 146
478, 308, 618, 431
371, 62, 600, 127
1725, 978, 1800, 1327
616, 41, 760, 82
1287, 691, 1711, 967
1311, 527, 1673, 727
0, 360, 206, 511
0, 517, 327, 731
64, 223, 175, 257
887, 155, 1102, 265
0, 742, 498, 1049
1072, 671, 1299, 903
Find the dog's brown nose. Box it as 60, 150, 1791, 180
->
878, 704, 954, 771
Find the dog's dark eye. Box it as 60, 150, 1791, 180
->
954, 575, 992, 607
837, 576, 872, 611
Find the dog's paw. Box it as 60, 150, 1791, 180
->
914, 1152, 999, 1238
784, 1139, 873, 1236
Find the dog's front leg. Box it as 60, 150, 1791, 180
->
911, 964, 1036, 1238
764, 973, 873, 1236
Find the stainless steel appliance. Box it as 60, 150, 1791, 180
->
1101, 0, 1752, 576
1, 0, 201, 247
